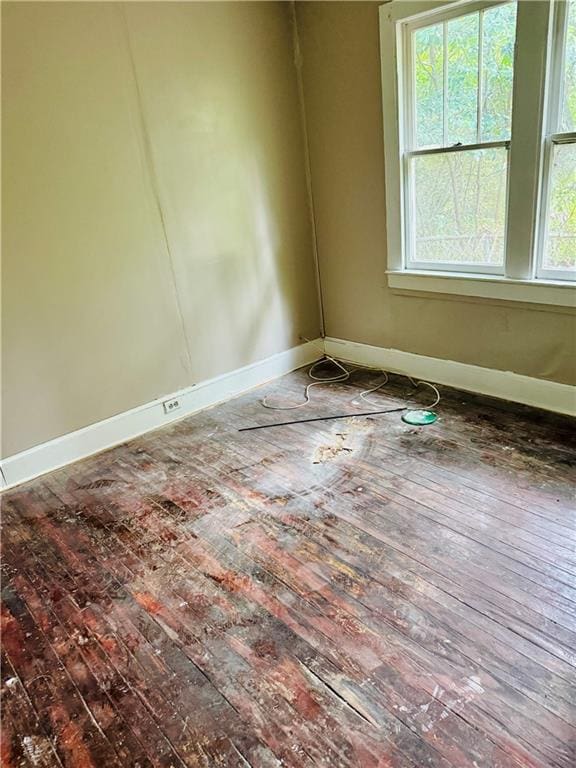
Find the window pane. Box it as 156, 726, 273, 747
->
412, 147, 508, 266
543, 143, 576, 272
446, 13, 479, 146
561, 0, 576, 132
481, 2, 517, 142
414, 23, 444, 147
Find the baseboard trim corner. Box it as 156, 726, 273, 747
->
0, 339, 323, 491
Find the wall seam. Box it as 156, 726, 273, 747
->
119, 4, 195, 377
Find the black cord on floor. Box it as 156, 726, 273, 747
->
238, 406, 406, 432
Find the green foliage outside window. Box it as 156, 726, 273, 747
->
412, 1, 575, 272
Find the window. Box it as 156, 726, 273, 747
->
380, 0, 576, 306
408, 2, 516, 273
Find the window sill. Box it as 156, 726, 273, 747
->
387, 271, 576, 308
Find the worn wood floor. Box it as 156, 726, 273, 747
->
1, 365, 575, 768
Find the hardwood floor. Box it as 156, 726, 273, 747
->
1, 366, 575, 768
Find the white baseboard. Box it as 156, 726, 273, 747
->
2, 335, 573, 491
0, 339, 323, 491
325, 337, 576, 418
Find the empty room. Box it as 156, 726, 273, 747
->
1, 0, 575, 765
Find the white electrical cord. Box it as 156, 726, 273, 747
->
262, 355, 352, 410
262, 357, 441, 411
355, 372, 389, 406
355, 372, 440, 408
407, 377, 441, 408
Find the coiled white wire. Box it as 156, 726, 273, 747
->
261, 355, 352, 410
262, 357, 440, 411
407, 377, 441, 408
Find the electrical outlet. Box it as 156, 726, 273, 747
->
163, 397, 181, 415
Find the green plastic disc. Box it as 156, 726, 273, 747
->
402, 409, 438, 426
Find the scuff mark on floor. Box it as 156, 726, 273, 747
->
20, 735, 54, 767
312, 433, 353, 464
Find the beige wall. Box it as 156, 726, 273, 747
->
296, 1, 576, 385
1, 1, 320, 457
3, 1, 574, 460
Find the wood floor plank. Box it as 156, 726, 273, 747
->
65, 468, 572, 760
25, 481, 415, 768
231, 431, 576, 623
161, 436, 576, 663
2, 367, 575, 767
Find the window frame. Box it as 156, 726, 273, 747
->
402, 1, 513, 275
379, 0, 576, 306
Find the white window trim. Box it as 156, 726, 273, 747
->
387, 269, 576, 306
379, 0, 576, 307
